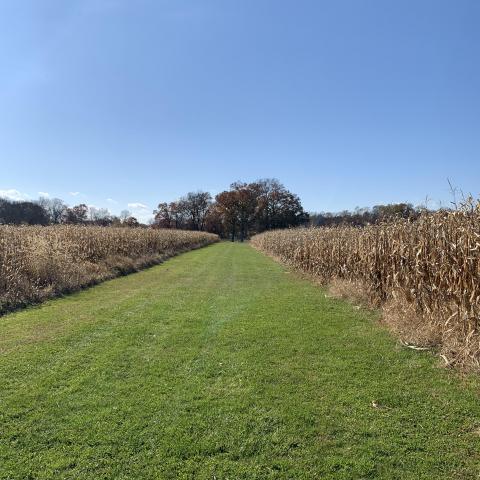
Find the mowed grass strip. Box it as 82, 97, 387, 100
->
1, 242, 480, 479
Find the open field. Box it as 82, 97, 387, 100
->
251, 209, 480, 370
0, 225, 218, 315
2, 242, 480, 479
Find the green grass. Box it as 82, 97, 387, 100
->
1, 242, 480, 479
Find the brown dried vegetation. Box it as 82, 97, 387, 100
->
0, 225, 218, 314
251, 203, 480, 370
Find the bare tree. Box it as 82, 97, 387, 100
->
120, 210, 131, 223
37, 197, 68, 224
64, 204, 88, 224
124, 216, 139, 227
89, 207, 111, 223
182, 191, 212, 230
153, 203, 172, 228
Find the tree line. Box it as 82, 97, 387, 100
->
1, 181, 426, 238
309, 203, 422, 227
0, 179, 307, 239
0, 197, 140, 227
153, 179, 308, 240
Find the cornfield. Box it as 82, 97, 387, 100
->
0, 225, 218, 314
251, 206, 480, 369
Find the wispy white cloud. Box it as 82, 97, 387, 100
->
106, 198, 118, 204
127, 202, 152, 224
38, 191, 50, 197
127, 202, 148, 209
69, 191, 80, 196
0, 189, 30, 201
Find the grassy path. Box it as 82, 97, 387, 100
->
1, 242, 480, 479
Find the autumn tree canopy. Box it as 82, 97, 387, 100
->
153, 179, 309, 240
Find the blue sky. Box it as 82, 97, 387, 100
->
1, 0, 479, 222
